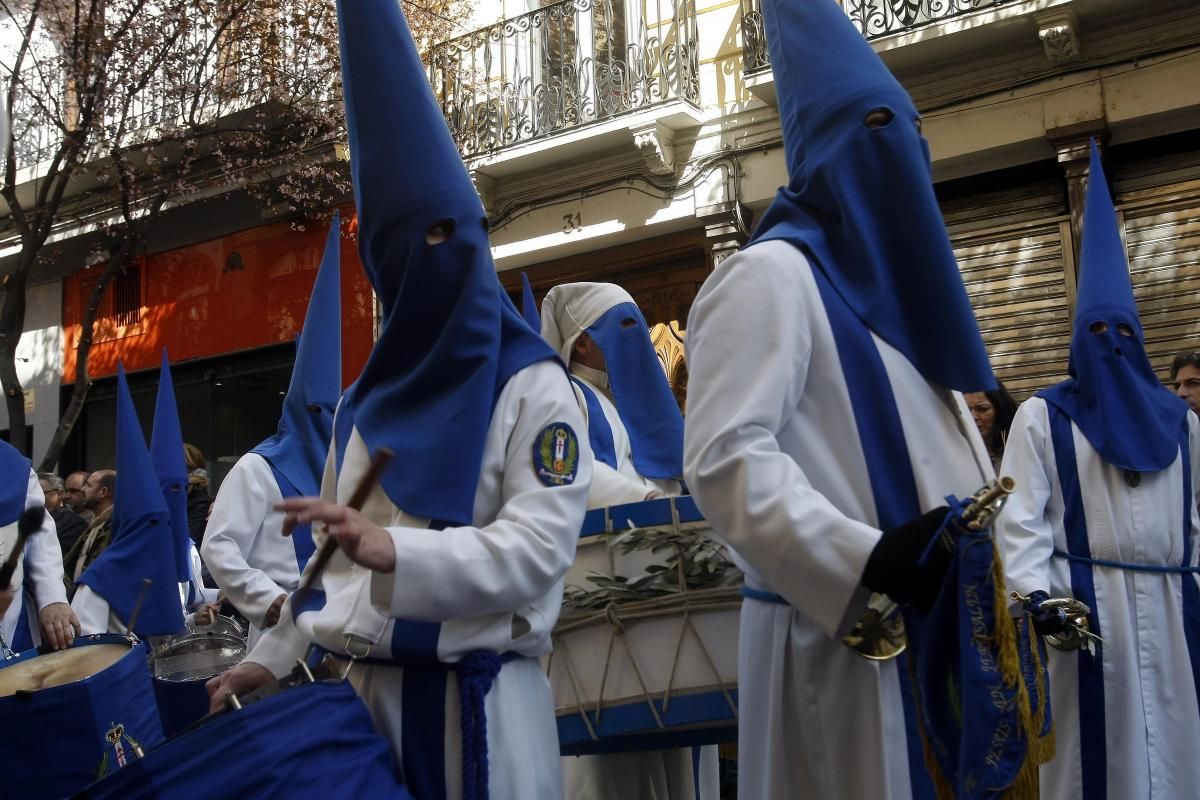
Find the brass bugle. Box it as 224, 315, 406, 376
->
842, 476, 1016, 661
1010, 591, 1101, 652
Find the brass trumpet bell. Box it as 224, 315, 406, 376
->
842, 477, 1017, 661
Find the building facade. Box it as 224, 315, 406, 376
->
440, 0, 1200, 401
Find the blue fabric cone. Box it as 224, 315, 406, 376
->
745, 0, 994, 393
1039, 141, 1187, 471
333, 0, 559, 524
150, 350, 193, 587
252, 212, 343, 499
77, 364, 184, 636
521, 272, 541, 333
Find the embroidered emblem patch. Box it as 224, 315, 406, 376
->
534, 423, 579, 486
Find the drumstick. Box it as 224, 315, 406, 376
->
0, 506, 46, 589
126, 578, 153, 634
291, 448, 394, 610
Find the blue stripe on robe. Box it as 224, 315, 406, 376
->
571, 378, 617, 469
267, 462, 317, 573
1177, 421, 1200, 718
810, 267, 935, 800
1046, 404, 1107, 800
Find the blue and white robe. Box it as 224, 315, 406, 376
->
683, 240, 993, 800
203, 453, 308, 648
1, 471, 68, 651
998, 396, 1200, 800
248, 359, 591, 800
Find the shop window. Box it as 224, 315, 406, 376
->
80, 261, 145, 343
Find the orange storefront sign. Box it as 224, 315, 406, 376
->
62, 214, 374, 387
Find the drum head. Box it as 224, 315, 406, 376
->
0, 640, 132, 697
151, 633, 245, 682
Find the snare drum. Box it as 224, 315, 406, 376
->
75, 679, 413, 799
0, 634, 163, 800
550, 497, 741, 755
149, 615, 247, 737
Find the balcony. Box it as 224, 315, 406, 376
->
430, 0, 701, 170
741, 0, 1027, 78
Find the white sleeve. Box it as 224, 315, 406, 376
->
995, 398, 1056, 597
682, 247, 881, 637
71, 585, 119, 635
370, 362, 592, 621
1188, 411, 1200, 569
201, 456, 287, 626
21, 471, 68, 608
246, 444, 337, 679
587, 462, 657, 507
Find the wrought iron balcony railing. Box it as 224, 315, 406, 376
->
430, 0, 700, 160
9, 11, 337, 171
741, 0, 1021, 76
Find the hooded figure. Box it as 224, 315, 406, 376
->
0, 439, 72, 654
217, 1, 592, 798
541, 282, 684, 504
682, 0, 999, 797
541, 283, 713, 800
520, 272, 540, 333
74, 364, 185, 637
152, 351, 218, 614
998, 143, 1200, 800
203, 216, 342, 648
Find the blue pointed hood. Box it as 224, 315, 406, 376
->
0, 439, 29, 527
744, 0, 994, 393
150, 350, 193, 586
251, 213, 342, 498
521, 272, 541, 333
333, 0, 559, 523
541, 283, 683, 479
1039, 142, 1187, 471
78, 364, 184, 636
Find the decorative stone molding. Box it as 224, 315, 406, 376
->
630, 121, 677, 176
696, 201, 750, 270
470, 169, 497, 217
1036, 9, 1081, 66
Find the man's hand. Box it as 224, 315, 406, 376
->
275, 498, 396, 573
193, 602, 222, 626
263, 593, 288, 628
39, 602, 81, 651
861, 506, 954, 614
206, 662, 275, 714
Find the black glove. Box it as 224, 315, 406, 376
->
1024, 590, 1072, 637
861, 506, 953, 614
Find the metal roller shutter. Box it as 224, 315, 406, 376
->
1114, 150, 1200, 382
941, 181, 1075, 399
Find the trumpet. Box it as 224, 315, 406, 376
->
1010, 591, 1101, 653
843, 476, 1017, 661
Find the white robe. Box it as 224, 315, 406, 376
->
0, 472, 69, 650
73, 543, 217, 635
997, 397, 1200, 800
201, 453, 295, 647
569, 365, 681, 506
562, 366, 715, 800
248, 359, 591, 800
682, 239, 992, 800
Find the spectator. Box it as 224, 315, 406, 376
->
1171, 350, 1200, 414
38, 473, 87, 569
183, 443, 210, 549
62, 469, 115, 594
63, 470, 92, 523
964, 380, 1018, 471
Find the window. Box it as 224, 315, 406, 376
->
80, 260, 145, 343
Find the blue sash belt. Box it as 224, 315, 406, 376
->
741, 585, 787, 605
1052, 549, 1200, 574
319, 645, 522, 800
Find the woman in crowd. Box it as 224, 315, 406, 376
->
964, 381, 1018, 471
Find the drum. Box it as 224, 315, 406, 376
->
0, 634, 163, 800
74, 679, 414, 799
549, 496, 741, 755
149, 615, 247, 737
